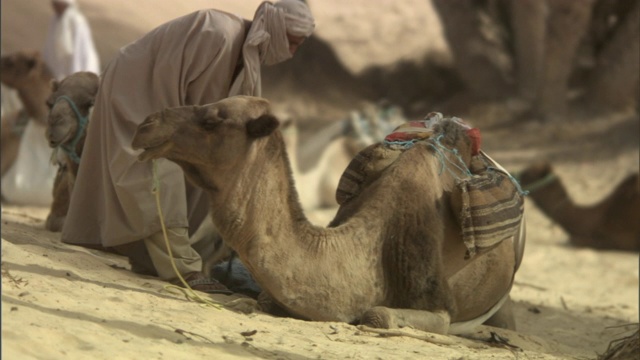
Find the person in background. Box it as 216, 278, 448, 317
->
61, 0, 315, 293
43, 0, 101, 79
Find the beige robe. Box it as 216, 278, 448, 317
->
62, 10, 250, 247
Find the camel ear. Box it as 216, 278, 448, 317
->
246, 114, 279, 138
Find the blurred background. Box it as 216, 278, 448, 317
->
2, 0, 638, 206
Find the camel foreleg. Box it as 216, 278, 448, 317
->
360, 306, 451, 335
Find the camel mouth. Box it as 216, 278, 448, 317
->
48, 129, 75, 148
136, 141, 173, 162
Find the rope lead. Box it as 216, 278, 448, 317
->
151, 160, 223, 309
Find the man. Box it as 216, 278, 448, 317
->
61, 1, 315, 293
43, 0, 101, 79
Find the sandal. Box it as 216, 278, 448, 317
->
172, 271, 234, 295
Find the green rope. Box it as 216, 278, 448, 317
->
55, 95, 89, 164
514, 171, 557, 194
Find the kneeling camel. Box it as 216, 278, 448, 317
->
44, 71, 100, 232
131, 96, 525, 335
519, 161, 639, 251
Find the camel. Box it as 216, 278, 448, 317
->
280, 103, 406, 212
44, 71, 100, 232
1, 108, 29, 177
0, 50, 53, 124
0, 50, 54, 179
282, 121, 350, 211
518, 161, 640, 251
131, 96, 526, 335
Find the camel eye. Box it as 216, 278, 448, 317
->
201, 118, 221, 131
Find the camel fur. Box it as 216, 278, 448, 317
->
519, 161, 639, 251
0, 51, 54, 179
131, 96, 525, 335
44, 71, 100, 232
0, 50, 53, 124
280, 104, 406, 212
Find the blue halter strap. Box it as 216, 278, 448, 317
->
55, 95, 89, 164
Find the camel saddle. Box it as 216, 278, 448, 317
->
336, 113, 525, 261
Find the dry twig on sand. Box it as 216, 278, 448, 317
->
356, 325, 484, 348
1, 262, 28, 288
598, 326, 639, 360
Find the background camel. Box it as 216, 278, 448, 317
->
432, 0, 640, 118
0, 50, 53, 124
1, 50, 58, 205
0, 51, 54, 179
281, 103, 406, 213
0, 108, 28, 177
518, 161, 640, 252
131, 96, 525, 335
44, 71, 100, 232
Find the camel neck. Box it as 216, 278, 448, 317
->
206, 132, 385, 321
18, 92, 48, 122
528, 177, 598, 235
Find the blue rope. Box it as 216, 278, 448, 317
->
426, 134, 472, 180
383, 139, 419, 149
492, 166, 530, 196
384, 133, 473, 180
55, 95, 89, 164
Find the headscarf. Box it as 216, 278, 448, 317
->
229, 0, 315, 97
274, 0, 316, 37
52, 0, 76, 4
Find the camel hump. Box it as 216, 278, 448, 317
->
336, 115, 526, 261
335, 143, 402, 205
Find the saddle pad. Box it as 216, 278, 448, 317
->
335, 116, 525, 260
455, 153, 524, 258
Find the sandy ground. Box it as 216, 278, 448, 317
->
2, 0, 639, 359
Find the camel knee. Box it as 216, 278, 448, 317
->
45, 214, 65, 232
361, 306, 395, 329
361, 307, 451, 334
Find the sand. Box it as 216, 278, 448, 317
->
2, 1, 639, 359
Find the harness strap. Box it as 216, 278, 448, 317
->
517, 172, 557, 194
55, 95, 89, 164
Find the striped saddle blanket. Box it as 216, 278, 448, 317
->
336, 114, 524, 258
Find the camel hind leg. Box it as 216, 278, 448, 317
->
360, 292, 515, 335
482, 294, 516, 330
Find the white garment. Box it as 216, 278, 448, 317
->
1, 84, 21, 118
42, 5, 100, 80
1, 122, 57, 206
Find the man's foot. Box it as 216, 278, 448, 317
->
173, 271, 233, 295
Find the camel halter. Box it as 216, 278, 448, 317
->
515, 172, 557, 194
55, 95, 88, 164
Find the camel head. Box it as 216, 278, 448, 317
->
0, 50, 49, 89
46, 72, 100, 148
132, 96, 280, 189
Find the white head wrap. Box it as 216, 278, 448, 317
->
229, 0, 315, 97
274, 0, 315, 37
52, 0, 76, 5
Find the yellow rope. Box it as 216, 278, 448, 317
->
151, 160, 222, 309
